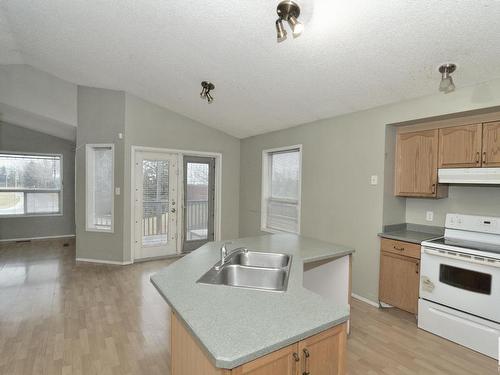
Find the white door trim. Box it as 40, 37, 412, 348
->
130, 145, 222, 262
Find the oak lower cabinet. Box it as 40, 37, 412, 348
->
379, 239, 420, 314
171, 311, 347, 375
395, 129, 448, 198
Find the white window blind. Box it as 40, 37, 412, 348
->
0, 153, 62, 216
86, 145, 114, 232
262, 147, 301, 234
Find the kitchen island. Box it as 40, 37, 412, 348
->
151, 233, 354, 374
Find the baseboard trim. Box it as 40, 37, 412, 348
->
76, 258, 133, 266
351, 293, 380, 308
0, 234, 75, 243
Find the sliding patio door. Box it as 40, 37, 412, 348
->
182, 156, 215, 252
134, 151, 178, 259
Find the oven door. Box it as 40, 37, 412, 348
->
420, 246, 500, 323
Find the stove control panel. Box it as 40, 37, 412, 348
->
446, 213, 500, 235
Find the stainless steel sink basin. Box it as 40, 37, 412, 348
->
197, 249, 292, 292
228, 251, 290, 268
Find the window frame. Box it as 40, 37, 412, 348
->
0, 150, 63, 218
261, 144, 302, 234
85, 144, 115, 233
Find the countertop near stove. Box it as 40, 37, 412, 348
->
378, 223, 443, 244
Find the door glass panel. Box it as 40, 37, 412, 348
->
142, 159, 169, 247
186, 162, 209, 241
439, 264, 492, 295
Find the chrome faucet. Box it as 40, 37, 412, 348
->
214, 242, 231, 270
220, 242, 229, 266
215, 242, 247, 270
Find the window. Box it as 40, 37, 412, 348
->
86, 144, 114, 232
261, 145, 302, 234
0, 152, 62, 216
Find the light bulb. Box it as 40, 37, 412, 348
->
276, 19, 287, 43
439, 76, 455, 93
288, 16, 303, 37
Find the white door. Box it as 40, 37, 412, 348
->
134, 151, 178, 259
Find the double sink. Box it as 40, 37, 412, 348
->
197, 248, 292, 292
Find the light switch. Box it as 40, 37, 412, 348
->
370, 175, 378, 185
115, 187, 121, 195
426, 211, 434, 222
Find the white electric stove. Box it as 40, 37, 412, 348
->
419, 213, 500, 359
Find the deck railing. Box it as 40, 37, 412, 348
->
138, 200, 208, 239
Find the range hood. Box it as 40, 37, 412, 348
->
438, 168, 500, 184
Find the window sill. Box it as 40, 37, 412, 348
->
260, 226, 299, 235
86, 227, 114, 234
0, 213, 63, 219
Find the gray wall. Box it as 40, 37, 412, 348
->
239, 78, 500, 303
0, 121, 75, 240
123, 94, 240, 262
75, 89, 240, 263
75, 87, 125, 262
406, 186, 500, 226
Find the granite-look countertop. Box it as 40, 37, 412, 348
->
150, 233, 354, 369
378, 223, 443, 244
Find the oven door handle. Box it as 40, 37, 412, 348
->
423, 248, 500, 268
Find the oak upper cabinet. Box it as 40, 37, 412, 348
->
395, 129, 447, 198
438, 123, 483, 168
379, 239, 420, 314
482, 121, 500, 167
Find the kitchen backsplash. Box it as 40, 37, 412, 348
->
406, 185, 500, 226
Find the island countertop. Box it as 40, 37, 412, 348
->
150, 233, 354, 369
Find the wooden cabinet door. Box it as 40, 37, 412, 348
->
395, 129, 442, 197
438, 124, 482, 168
231, 343, 299, 375
482, 121, 500, 167
297, 324, 347, 375
379, 251, 420, 314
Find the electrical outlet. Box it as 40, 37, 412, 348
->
426, 211, 434, 222
370, 175, 378, 185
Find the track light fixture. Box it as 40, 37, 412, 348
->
438, 64, 456, 93
276, 1, 303, 43
200, 81, 215, 103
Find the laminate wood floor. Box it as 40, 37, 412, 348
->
0, 239, 497, 375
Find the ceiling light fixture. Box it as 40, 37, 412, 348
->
276, 1, 303, 43
438, 63, 457, 93
200, 81, 215, 103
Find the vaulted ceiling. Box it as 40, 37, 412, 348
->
1, 0, 500, 138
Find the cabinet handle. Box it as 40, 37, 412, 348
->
416, 262, 419, 274
483, 152, 487, 164
431, 183, 436, 194
302, 348, 310, 375
393, 246, 405, 251
292, 352, 300, 372
476, 151, 480, 164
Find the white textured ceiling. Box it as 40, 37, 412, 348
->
1, 0, 500, 138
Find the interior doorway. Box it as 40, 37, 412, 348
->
182, 156, 215, 252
